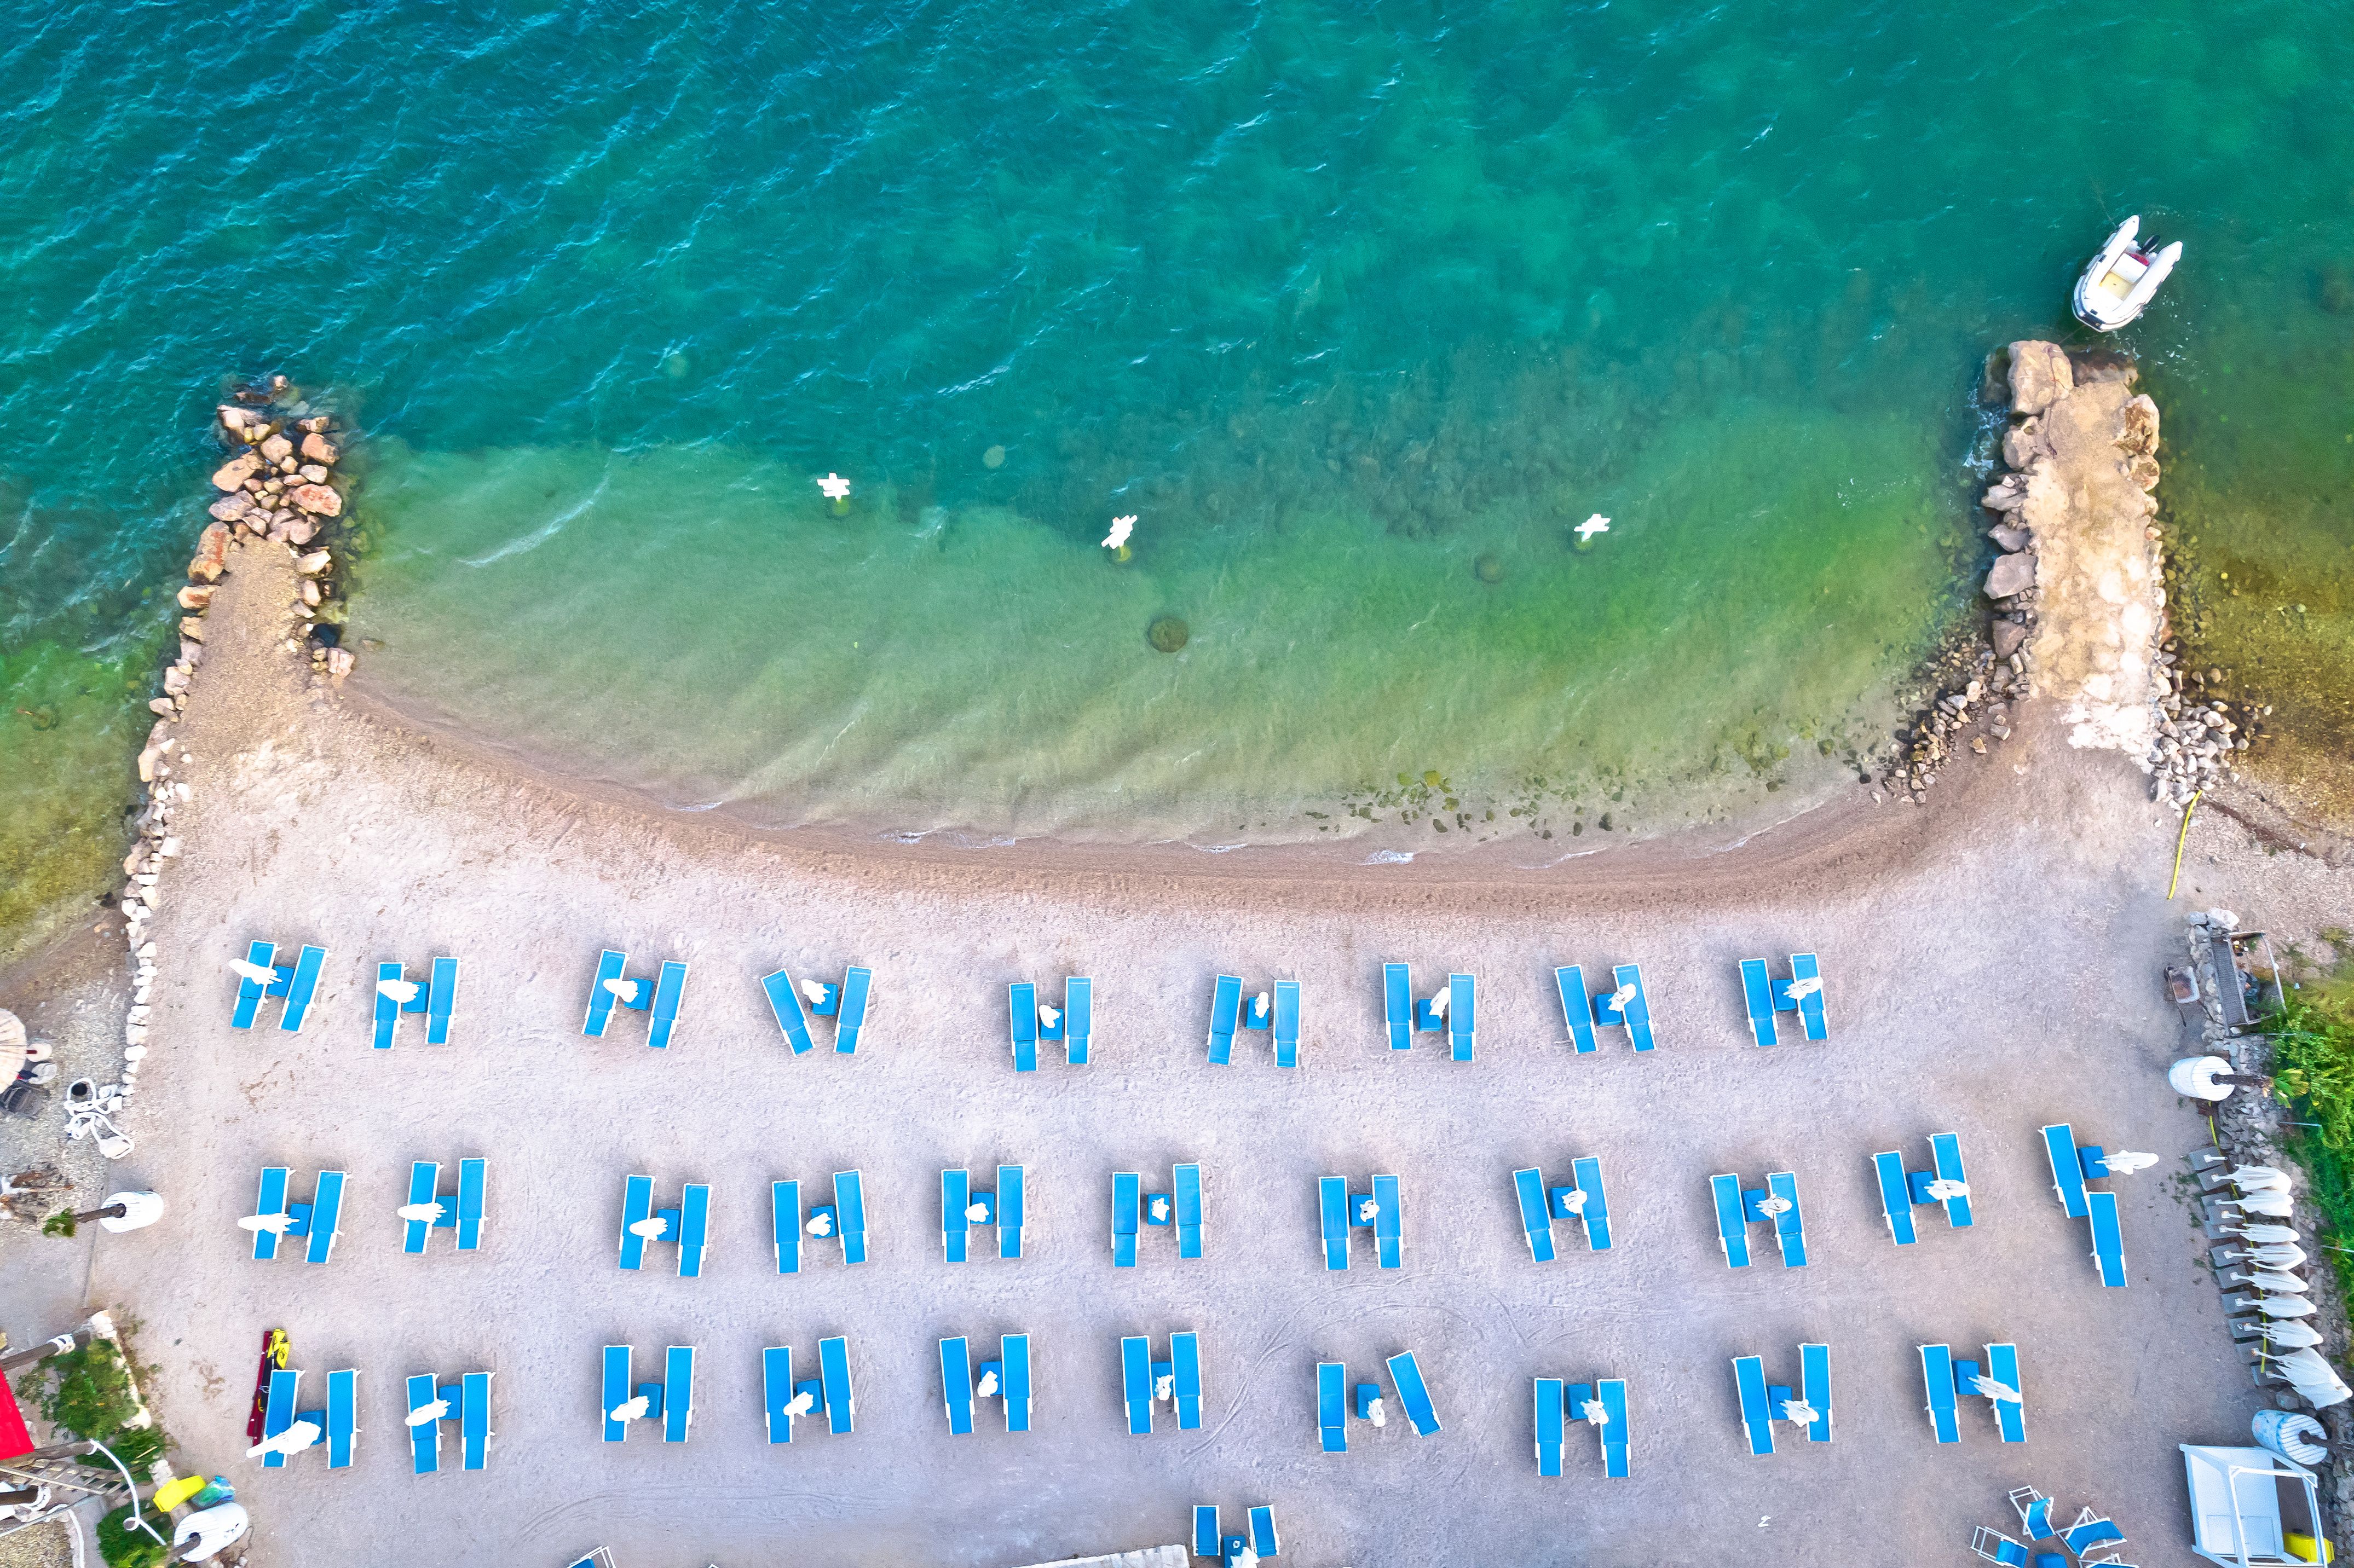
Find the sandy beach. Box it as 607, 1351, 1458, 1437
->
2, 538, 2346, 1568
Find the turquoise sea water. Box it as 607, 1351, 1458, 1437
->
4, 3, 2353, 898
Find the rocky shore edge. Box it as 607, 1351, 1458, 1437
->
1874, 339, 2269, 811
106, 380, 359, 1121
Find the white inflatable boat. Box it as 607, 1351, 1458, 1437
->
2072, 216, 2181, 331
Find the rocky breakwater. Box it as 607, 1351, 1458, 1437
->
106, 379, 359, 1133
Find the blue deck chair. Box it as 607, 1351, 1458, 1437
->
1532, 1378, 1565, 1476
1173, 1333, 1203, 1429
677, 1184, 709, 1277
1122, 1336, 1153, 1435
1930, 1133, 1974, 1228
250, 1166, 290, 1262
1789, 952, 1827, 1040
1985, 1343, 2025, 1443
1002, 1334, 1032, 1432
772, 1180, 801, 1274
660, 1349, 692, 1444
1971, 1526, 2032, 1565
1732, 1356, 1774, 1455
1740, 958, 1778, 1046
406, 1373, 443, 1472
1273, 980, 1301, 1067
460, 1372, 491, 1469
834, 966, 873, 1054
1319, 1178, 1349, 1271
1799, 1344, 1832, 1442
1919, 1345, 1961, 1443
1381, 962, 1412, 1050
1112, 1172, 1140, 1266
455, 1159, 486, 1251
1195, 1507, 1221, 1559
302, 1170, 344, 1264
232, 940, 277, 1029
1387, 1350, 1440, 1436
941, 1337, 974, 1435
834, 1171, 867, 1264
1205, 974, 1242, 1064
763, 1346, 795, 1443
1768, 1172, 1806, 1266
1609, 963, 1655, 1051
818, 1336, 853, 1434
618, 1173, 655, 1270
1598, 1378, 1630, 1477
2041, 1124, 2090, 1217
1317, 1362, 1347, 1452
1373, 1174, 1403, 1267
1512, 1168, 1556, 1262
1556, 967, 1598, 1054
760, 968, 818, 1055
584, 950, 629, 1036
1710, 1174, 1752, 1268
633, 959, 685, 1048
1249, 1506, 1278, 1559
1447, 973, 1475, 1061
2087, 1190, 2127, 1286
2010, 1488, 2054, 1541
1066, 977, 1092, 1063
373, 961, 411, 1049
403, 1161, 440, 1254
943, 1168, 971, 1263
599, 1346, 636, 1443
325, 1368, 356, 1468
1176, 1164, 1204, 1258
1872, 1151, 1918, 1245
2061, 1515, 2125, 1556
1008, 983, 1039, 1072
999, 1165, 1025, 1259
1571, 1157, 1611, 1251
260, 1369, 299, 1469
278, 944, 326, 1032
424, 956, 458, 1044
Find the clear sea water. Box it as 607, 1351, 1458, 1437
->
4, 2, 2352, 931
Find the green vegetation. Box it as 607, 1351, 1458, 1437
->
27, 1339, 143, 1440
2268, 967, 2354, 1293
95, 1503, 168, 1568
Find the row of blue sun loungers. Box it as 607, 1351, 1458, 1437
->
1317, 1350, 1442, 1450
1873, 1134, 1974, 1243
1511, 1160, 1612, 1260
1920, 1342, 2027, 1445
1206, 975, 1302, 1065
1533, 1375, 1629, 1478
1733, 1344, 1834, 1454
1009, 979, 1092, 1068
253, 1367, 491, 1473
1710, 1171, 1807, 1269
1113, 1166, 1203, 1265
1195, 1506, 1280, 1565
372, 956, 458, 1048
2043, 1123, 2128, 1287
1319, 1175, 1403, 1270
1740, 953, 1827, 1045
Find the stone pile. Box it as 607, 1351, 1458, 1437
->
107, 378, 359, 1123
2147, 650, 2268, 810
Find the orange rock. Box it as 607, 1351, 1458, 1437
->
299, 432, 338, 464
289, 483, 342, 517
188, 522, 230, 582
211, 452, 262, 491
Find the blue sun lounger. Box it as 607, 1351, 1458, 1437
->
1710, 1174, 1751, 1268
1318, 1362, 1347, 1452
834, 1171, 867, 1264
833, 967, 873, 1054
1380, 962, 1411, 1050
1732, 1356, 1774, 1455
1556, 967, 1598, 1054
943, 1168, 972, 1262
999, 1165, 1025, 1259
1446, 973, 1475, 1061
298, 1170, 345, 1264
677, 1184, 709, 1277
1112, 1172, 1140, 1266
815, 1336, 852, 1434
1985, 1344, 2024, 1443
406, 1373, 443, 1472
1008, 983, 1040, 1072
2041, 1124, 2091, 1218
1768, 1172, 1806, 1266
1570, 1157, 1612, 1251
1273, 980, 1301, 1067
325, 1368, 356, 1468
618, 1174, 656, 1269
2061, 1515, 2126, 1557
1175, 1164, 1204, 1259
1194, 1508, 1221, 1558
232, 940, 277, 1029
373, 957, 459, 1048
1533, 1378, 1565, 1476
250, 1166, 291, 1260
1929, 1134, 1974, 1228
1789, 953, 1826, 1039
1387, 1350, 1440, 1436
762, 1347, 796, 1443
458, 1371, 492, 1469
1597, 1379, 1630, 1477
941, 1336, 974, 1435
990, 1334, 1031, 1432
658, 1349, 692, 1444
761, 968, 818, 1055
1586, 963, 1655, 1051
235, 941, 328, 1033
1065, 977, 1092, 1063
1249, 1507, 1278, 1559
1800, 1344, 1832, 1442
772, 1181, 801, 1274
258, 1369, 299, 1469
1206, 975, 1242, 1064
1372, 1174, 1403, 1267
1121, 1336, 1153, 1434
599, 1347, 637, 1443
1171, 1332, 1204, 1430
1319, 1178, 1349, 1271
1920, 1344, 1961, 1443
2088, 1190, 2127, 1286
1739, 958, 1779, 1046
1513, 1168, 1556, 1262
1872, 1150, 1919, 1245
280, 944, 325, 1032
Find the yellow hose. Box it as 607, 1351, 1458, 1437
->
2167, 789, 2203, 900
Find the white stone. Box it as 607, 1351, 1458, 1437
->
124, 1046, 147, 1061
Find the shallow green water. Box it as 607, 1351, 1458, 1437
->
4, 0, 2353, 918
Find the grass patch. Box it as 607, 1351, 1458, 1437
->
2269, 972, 2354, 1294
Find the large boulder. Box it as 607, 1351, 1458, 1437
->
289, 483, 342, 517
211, 452, 262, 491
207, 493, 255, 522
2119, 393, 2160, 456
300, 431, 338, 464
1993, 619, 2028, 658
1983, 550, 2037, 599
2007, 340, 2074, 416
259, 433, 294, 464
188, 522, 230, 582
2001, 420, 2046, 471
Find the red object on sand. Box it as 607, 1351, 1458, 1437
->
247, 1329, 289, 1443
0, 1375, 33, 1462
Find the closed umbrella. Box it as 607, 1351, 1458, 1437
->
2257, 1322, 2324, 1350
2271, 1349, 2352, 1409
0, 1008, 25, 1087
1924, 1179, 1970, 1201
2245, 1244, 2308, 1271
2227, 1190, 2297, 1218
2227, 1269, 2310, 1295
2253, 1295, 2316, 1319
2103, 1150, 2159, 1175
2226, 1166, 2291, 1190
2226, 1223, 2301, 1246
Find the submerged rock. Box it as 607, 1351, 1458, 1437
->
1147, 615, 1190, 653
1983, 551, 2036, 599
1474, 553, 1503, 584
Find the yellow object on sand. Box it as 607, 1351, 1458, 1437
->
151, 1473, 207, 1511
2286, 1532, 2333, 1564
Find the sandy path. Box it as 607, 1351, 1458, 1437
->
55, 546, 2336, 1567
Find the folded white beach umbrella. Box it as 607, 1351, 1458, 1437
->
2272, 1349, 2353, 1409
397, 1201, 446, 1224
229, 959, 277, 985
2258, 1321, 2324, 1349
2228, 1190, 2297, 1218
1780, 1400, 1818, 1426
2247, 1243, 2309, 1270
236, 1212, 293, 1235
2254, 1295, 2317, 1319
406, 1399, 449, 1426
376, 979, 420, 1005
2102, 1150, 2159, 1176
627, 1216, 669, 1240
2226, 1166, 2291, 1190
1925, 1179, 1970, 1201
2228, 1223, 2301, 1246
1786, 975, 1821, 1000
246, 1419, 321, 1459
1757, 1196, 1792, 1217
2231, 1269, 2309, 1294
603, 976, 643, 1005
607, 1395, 649, 1425
1970, 1376, 2022, 1404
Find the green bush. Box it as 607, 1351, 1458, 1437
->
2270, 985, 2354, 1294
94, 1503, 168, 1568
37, 1340, 141, 1440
